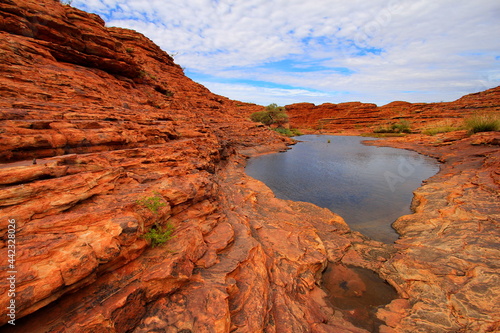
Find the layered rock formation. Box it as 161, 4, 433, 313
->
0, 1, 499, 332
286, 87, 500, 133
0, 0, 386, 332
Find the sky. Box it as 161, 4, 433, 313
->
72, 0, 500, 106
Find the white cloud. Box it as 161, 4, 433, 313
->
73, 0, 500, 105
197, 81, 341, 106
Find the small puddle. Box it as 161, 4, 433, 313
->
322, 263, 398, 332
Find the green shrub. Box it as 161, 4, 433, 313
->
273, 127, 302, 137
392, 120, 411, 133
464, 113, 500, 134
136, 193, 166, 213
143, 222, 174, 247
373, 120, 411, 134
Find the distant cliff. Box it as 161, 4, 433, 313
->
285, 86, 500, 133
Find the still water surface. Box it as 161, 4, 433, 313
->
245, 135, 439, 243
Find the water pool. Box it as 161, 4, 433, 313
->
245, 135, 439, 243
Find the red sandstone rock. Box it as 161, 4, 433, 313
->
0, 0, 294, 330
0, 0, 498, 332
286, 87, 500, 134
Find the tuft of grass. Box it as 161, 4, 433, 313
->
139, 70, 157, 80
362, 132, 407, 138
143, 222, 174, 247
422, 120, 462, 135
422, 126, 457, 136
422, 126, 459, 136
373, 125, 393, 134
464, 113, 500, 134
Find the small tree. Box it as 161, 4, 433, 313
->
250, 111, 273, 125
250, 103, 289, 127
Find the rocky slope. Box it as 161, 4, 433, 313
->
0, 1, 499, 332
285, 87, 500, 133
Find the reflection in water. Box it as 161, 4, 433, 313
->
245, 135, 439, 243
322, 263, 398, 333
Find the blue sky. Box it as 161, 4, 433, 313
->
73, 0, 500, 106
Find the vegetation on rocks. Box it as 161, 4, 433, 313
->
422, 119, 462, 135
423, 126, 460, 135
136, 193, 167, 213
464, 113, 500, 133
273, 127, 303, 137
251, 103, 302, 136
143, 222, 175, 247
362, 132, 407, 138
373, 120, 411, 134
250, 103, 289, 127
